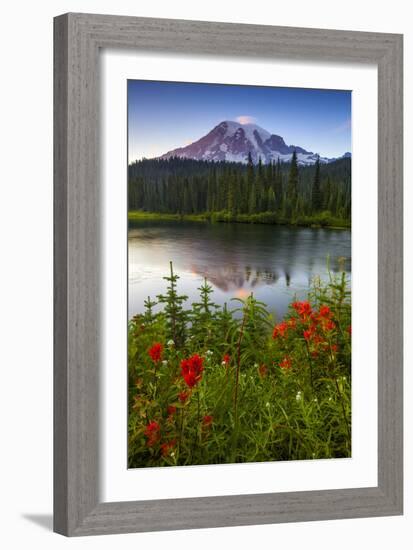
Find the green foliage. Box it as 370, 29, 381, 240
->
156, 261, 189, 348
143, 295, 157, 326
190, 278, 220, 350
311, 156, 322, 213
287, 150, 299, 205
128, 156, 351, 226
128, 210, 350, 229
267, 186, 276, 211
128, 264, 352, 467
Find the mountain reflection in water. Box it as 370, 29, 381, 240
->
128, 220, 351, 320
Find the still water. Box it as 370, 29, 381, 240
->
128, 220, 351, 321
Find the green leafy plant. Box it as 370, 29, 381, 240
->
128, 263, 351, 467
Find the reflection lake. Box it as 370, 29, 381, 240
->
128, 220, 351, 320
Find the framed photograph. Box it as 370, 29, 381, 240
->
54, 13, 403, 536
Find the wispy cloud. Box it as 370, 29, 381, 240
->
235, 115, 257, 125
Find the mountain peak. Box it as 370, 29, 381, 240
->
158, 120, 346, 166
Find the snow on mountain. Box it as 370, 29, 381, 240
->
157, 120, 349, 166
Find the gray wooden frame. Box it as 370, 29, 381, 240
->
54, 13, 403, 536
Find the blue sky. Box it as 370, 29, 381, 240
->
128, 80, 351, 161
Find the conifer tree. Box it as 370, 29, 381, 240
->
274, 158, 283, 206
143, 296, 157, 326
256, 157, 266, 211
267, 187, 276, 211
311, 155, 322, 213
190, 278, 219, 348
206, 174, 213, 212
156, 262, 188, 348
128, 155, 351, 225
257, 156, 264, 180
287, 151, 298, 205
247, 152, 256, 214
227, 171, 236, 216
247, 152, 254, 183
323, 175, 332, 211
248, 181, 256, 214
266, 159, 274, 184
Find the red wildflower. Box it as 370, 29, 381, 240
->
303, 329, 311, 341
292, 301, 312, 319
148, 342, 163, 363
347, 325, 352, 335
258, 364, 268, 378
178, 391, 189, 403
278, 321, 289, 335
323, 320, 336, 332
180, 354, 204, 388
287, 317, 297, 329
312, 333, 325, 346
167, 405, 177, 416
310, 312, 320, 325
222, 354, 231, 365
279, 356, 292, 370
319, 305, 332, 318
303, 325, 316, 341
144, 420, 160, 447
331, 344, 339, 353
272, 321, 289, 339
202, 415, 213, 427
160, 439, 176, 457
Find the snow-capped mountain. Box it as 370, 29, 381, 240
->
158, 120, 348, 165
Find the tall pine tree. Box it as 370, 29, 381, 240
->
323, 175, 331, 211
227, 171, 236, 216
267, 187, 276, 211
311, 155, 322, 213
287, 151, 298, 206
247, 152, 256, 214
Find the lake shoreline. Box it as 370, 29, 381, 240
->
128, 210, 351, 230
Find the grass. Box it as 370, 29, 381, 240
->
128, 211, 210, 223
128, 210, 351, 229
128, 263, 351, 468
